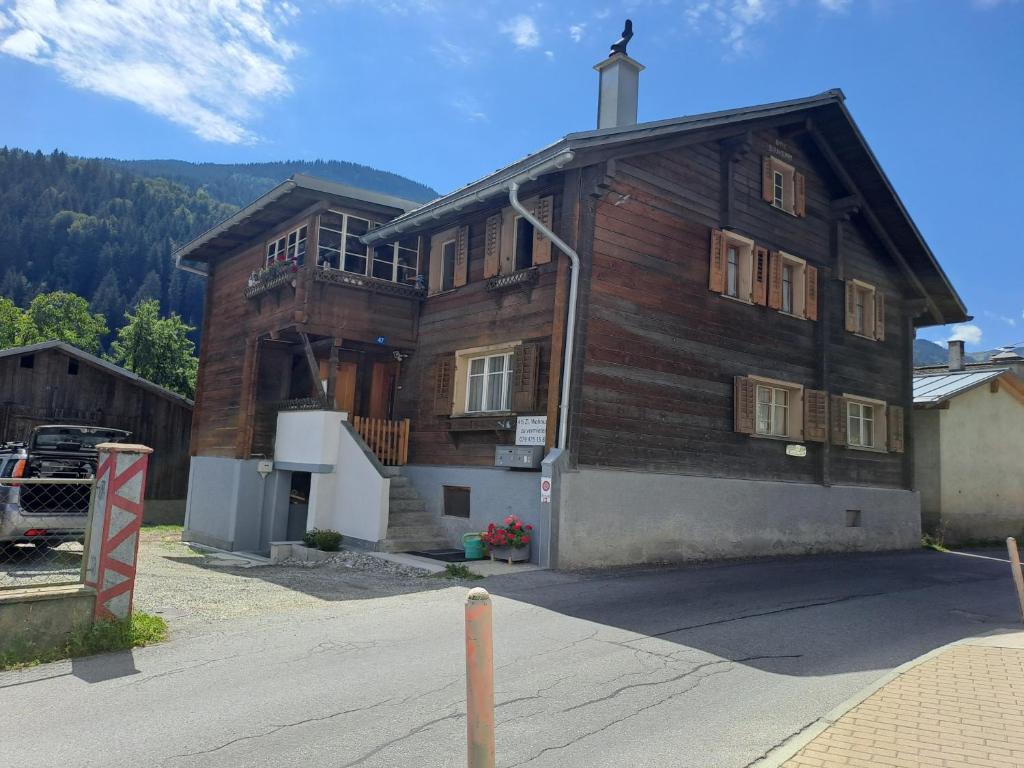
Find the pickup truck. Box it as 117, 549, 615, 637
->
0, 425, 130, 549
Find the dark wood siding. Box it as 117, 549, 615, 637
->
575, 132, 912, 488
398, 186, 563, 467
0, 348, 192, 499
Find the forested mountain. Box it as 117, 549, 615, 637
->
0, 148, 436, 343
102, 158, 438, 207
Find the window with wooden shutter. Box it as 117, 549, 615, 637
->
830, 395, 848, 446
752, 247, 768, 305
483, 214, 501, 279
531, 196, 553, 265
454, 225, 469, 288
874, 292, 886, 341
709, 229, 727, 293
805, 265, 818, 321
844, 281, 858, 333
433, 354, 455, 415
511, 343, 540, 413
734, 376, 756, 434
887, 404, 904, 453
761, 156, 774, 204
803, 388, 828, 443
767, 250, 783, 310
794, 172, 806, 218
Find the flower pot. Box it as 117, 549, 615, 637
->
489, 543, 530, 564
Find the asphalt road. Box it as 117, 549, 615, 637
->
2, 548, 1019, 768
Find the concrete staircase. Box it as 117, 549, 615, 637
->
379, 469, 451, 553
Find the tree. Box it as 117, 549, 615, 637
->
0, 297, 26, 348
90, 268, 125, 325
20, 291, 108, 354
107, 300, 198, 398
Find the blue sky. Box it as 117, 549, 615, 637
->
1, 0, 1021, 350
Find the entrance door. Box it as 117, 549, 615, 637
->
319, 360, 358, 414
368, 361, 399, 420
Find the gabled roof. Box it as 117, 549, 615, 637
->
913, 368, 1009, 405
173, 174, 423, 272
364, 88, 966, 326
0, 341, 194, 409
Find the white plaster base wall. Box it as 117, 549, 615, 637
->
308, 423, 390, 543
557, 468, 921, 568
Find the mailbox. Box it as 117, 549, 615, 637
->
495, 445, 544, 470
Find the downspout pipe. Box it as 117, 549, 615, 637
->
508, 181, 580, 452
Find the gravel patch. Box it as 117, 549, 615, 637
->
132, 530, 446, 635
281, 550, 432, 579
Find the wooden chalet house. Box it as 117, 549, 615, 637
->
176, 38, 966, 566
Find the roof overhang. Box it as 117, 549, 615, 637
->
364, 89, 967, 326
173, 174, 423, 274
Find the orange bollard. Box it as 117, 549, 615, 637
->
465, 587, 495, 768
1007, 538, 1024, 623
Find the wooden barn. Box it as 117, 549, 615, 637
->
176, 39, 967, 565
0, 341, 193, 522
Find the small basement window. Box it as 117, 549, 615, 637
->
443, 485, 471, 518
67, 359, 79, 376
19, 354, 34, 369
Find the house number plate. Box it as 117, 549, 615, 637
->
786, 444, 807, 457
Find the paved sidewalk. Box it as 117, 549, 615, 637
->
780, 632, 1024, 768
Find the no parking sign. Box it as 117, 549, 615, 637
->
540, 477, 552, 504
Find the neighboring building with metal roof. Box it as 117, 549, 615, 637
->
913, 343, 1024, 543
0, 341, 193, 522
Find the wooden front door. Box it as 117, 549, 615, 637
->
319, 360, 358, 414
368, 361, 399, 420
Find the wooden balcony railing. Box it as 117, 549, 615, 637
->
353, 417, 410, 466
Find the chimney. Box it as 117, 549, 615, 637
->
594, 20, 644, 130
948, 339, 965, 372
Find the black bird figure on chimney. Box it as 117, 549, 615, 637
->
610, 19, 633, 56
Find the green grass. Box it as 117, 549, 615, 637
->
141, 524, 184, 534
921, 532, 948, 553
435, 563, 483, 580
0, 612, 168, 671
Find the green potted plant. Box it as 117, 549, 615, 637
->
482, 515, 532, 564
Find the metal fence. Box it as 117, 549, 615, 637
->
0, 477, 95, 590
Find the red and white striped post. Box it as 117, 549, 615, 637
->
465, 587, 495, 768
83, 443, 152, 621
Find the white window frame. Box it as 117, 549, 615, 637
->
450, 342, 522, 416
720, 232, 755, 303
318, 211, 418, 284
844, 394, 887, 452
756, 384, 789, 438
464, 352, 514, 414
266, 224, 307, 267
749, 375, 804, 441
371, 238, 420, 284
779, 252, 807, 319
767, 157, 796, 215
850, 279, 877, 339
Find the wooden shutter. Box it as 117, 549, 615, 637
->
428, 235, 443, 295
767, 250, 783, 310
483, 214, 501, 279
761, 156, 774, 203
804, 265, 819, 321
752, 247, 769, 305
844, 281, 857, 332
734, 376, 755, 435
794, 171, 806, 217
453, 225, 469, 288
433, 354, 455, 416
803, 388, 828, 443
874, 291, 886, 341
531, 196, 553, 265
709, 229, 727, 293
511, 343, 540, 413
830, 395, 848, 446
887, 404, 905, 454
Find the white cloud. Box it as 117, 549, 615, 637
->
1002, 316, 1017, 327
0, 0, 299, 144
500, 14, 540, 49
451, 95, 487, 122
948, 324, 983, 346
430, 38, 474, 67
569, 23, 585, 43
686, 0, 852, 55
